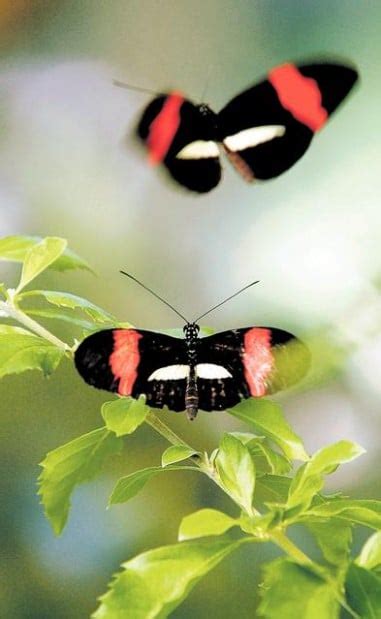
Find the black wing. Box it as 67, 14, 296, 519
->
217, 61, 358, 181
196, 327, 310, 411
137, 92, 222, 193
75, 328, 189, 412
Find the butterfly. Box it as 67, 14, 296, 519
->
74, 274, 310, 420
135, 60, 358, 193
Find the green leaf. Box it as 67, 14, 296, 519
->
109, 465, 199, 505
287, 441, 365, 511
215, 433, 255, 514
16, 237, 68, 292
0, 325, 64, 378
101, 397, 149, 437
357, 532, 381, 571
0, 324, 34, 335
161, 445, 198, 467
178, 509, 237, 541
228, 399, 308, 461
38, 427, 122, 535
306, 519, 353, 566
0, 235, 92, 272
20, 290, 116, 324
93, 537, 244, 619
345, 564, 381, 619
255, 474, 292, 504
231, 432, 291, 476
258, 558, 340, 618
25, 308, 96, 330
250, 441, 291, 476
304, 499, 381, 530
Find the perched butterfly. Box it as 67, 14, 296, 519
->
132, 60, 358, 193
75, 274, 310, 420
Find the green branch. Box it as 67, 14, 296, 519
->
0, 291, 70, 351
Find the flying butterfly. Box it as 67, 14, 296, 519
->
118, 60, 358, 193
75, 273, 310, 420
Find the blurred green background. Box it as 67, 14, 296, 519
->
1, 1, 380, 617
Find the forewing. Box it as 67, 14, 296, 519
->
196, 327, 310, 411
75, 328, 188, 411
218, 61, 358, 181
137, 93, 221, 192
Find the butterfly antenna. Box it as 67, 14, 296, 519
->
113, 79, 162, 97
199, 63, 215, 102
193, 280, 260, 323
120, 270, 189, 323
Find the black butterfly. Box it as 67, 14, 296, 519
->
135, 60, 358, 193
74, 275, 310, 420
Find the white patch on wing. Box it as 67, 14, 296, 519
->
224, 125, 286, 152
176, 140, 220, 160
196, 364, 232, 379
148, 363, 232, 381
148, 365, 190, 381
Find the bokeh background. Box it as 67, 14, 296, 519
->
1, 1, 380, 617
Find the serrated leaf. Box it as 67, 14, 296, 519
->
101, 397, 149, 437
93, 537, 244, 619
228, 399, 308, 461
178, 509, 237, 541
345, 564, 381, 618
287, 441, 365, 511
38, 427, 122, 535
0, 235, 92, 272
162, 445, 198, 467
306, 519, 352, 566
356, 532, 381, 570
109, 465, 199, 505
304, 499, 381, 530
215, 434, 255, 514
258, 558, 340, 618
20, 290, 116, 324
16, 237, 68, 292
0, 325, 65, 378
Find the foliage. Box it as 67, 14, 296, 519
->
1, 235, 380, 618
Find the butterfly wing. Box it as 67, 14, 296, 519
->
218, 61, 358, 181
75, 328, 189, 411
137, 92, 222, 193
195, 327, 310, 411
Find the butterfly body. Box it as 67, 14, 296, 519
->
75, 322, 310, 420
136, 61, 358, 193
183, 323, 200, 420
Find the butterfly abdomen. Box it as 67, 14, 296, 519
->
185, 365, 199, 420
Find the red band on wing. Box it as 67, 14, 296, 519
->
147, 91, 185, 165
268, 64, 328, 132
243, 328, 274, 397
109, 330, 142, 396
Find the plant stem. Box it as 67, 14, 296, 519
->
270, 530, 312, 564
271, 532, 359, 618
1, 296, 70, 351
145, 411, 195, 450
145, 410, 256, 514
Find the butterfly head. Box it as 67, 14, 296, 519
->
198, 103, 215, 118
183, 323, 200, 341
